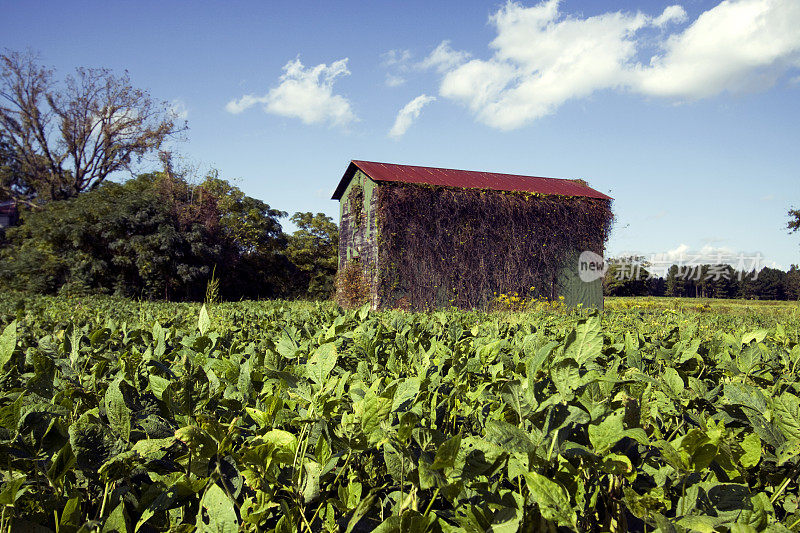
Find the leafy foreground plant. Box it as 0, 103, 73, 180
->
0, 296, 799, 532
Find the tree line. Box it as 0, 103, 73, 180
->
0, 51, 337, 301
0, 167, 339, 300
603, 259, 800, 300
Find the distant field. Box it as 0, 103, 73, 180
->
607, 295, 800, 315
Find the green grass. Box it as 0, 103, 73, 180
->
607, 295, 800, 320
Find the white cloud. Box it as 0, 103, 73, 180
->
225, 58, 356, 127
389, 94, 436, 138
636, 0, 800, 98
418, 41, 471, 73
432, 0, 800, 130
661, 243, 691, 261
438, 0, 650, 129
382, 49, 413, 67
385, 74, 406, 87
225, 94, 263, 114
698, 243, 736, 257
653, 5, 687, 27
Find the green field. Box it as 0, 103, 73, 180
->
607, 297, 800, 318
1, 294, 799, 532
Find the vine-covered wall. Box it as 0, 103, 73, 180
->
335, 170, 379, 307
373, 182, 613, 310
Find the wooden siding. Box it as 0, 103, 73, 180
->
337, 170, 380, 307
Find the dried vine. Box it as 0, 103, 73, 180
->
375, 183, 613, 310
349, 182, 365, 228
335, 258, 370, 308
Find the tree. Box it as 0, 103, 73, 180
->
0, 133, 21, 201
602, 257, 650, 296
752, 267, 786, 300
708, 264, 737, 299
198, 172, 287, 256
788, 208, 800, 233
286, 212, 339, 299
665, 265, 686, 297
0, 50, 185, 205
0, 170, 292, 300
786, 265, 800, 300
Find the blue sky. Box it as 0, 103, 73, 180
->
3, 0, 800, 270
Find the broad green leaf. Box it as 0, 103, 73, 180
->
0, 320, 17, 370
197, 484, 238, 532
343, 488, 379, 533
0, 476, 28, 506
0, 393, 24, 431
724, 383, 769, 413
245, 407, 273, 429
69, 418, 127, 471
739, 432, 762, 468
662, 367, 684, 397
772, 392, 800, 441
485, 420, 537, 455
431, 434, 461, 470
622, 487, 669, 521
175, 425, 218, 460
276, 334, 298, 358
737, 492, 772, 531
372, 511, 436, 533
198, 304, 211, 335
105, 377, 132, 442
588, 410, 624, 454
551, 359, 582, 397
263, 429, 298, 463
743, 408, 786, 450
302, 461, 321, 503
315, 434, 332, 467
600, 453, 633, 475
392, 376, 420, 412
564, 316, 603, 366
776, 439, 800, 466
742, 330, 768, 344
489, 501, 524, 533
132, 437, 175, 458
148, 374, 170, 400
47, 442, 76, 487
60, 494, 83, 533
307, 342, 338, 386
677, 515, 718, 533
361, 395, 392, 443
526, 340, 557, 382
102, 502, 130, 533
523, 472, 577, 528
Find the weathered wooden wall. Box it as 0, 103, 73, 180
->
337, 170, 380, 307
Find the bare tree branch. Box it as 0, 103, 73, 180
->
0, 50, 187, 205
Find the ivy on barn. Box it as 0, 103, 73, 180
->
374, 182, 613, 310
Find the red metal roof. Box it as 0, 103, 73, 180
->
331, 160, 612, 200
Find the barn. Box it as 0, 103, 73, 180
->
332, 160, 613, 310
